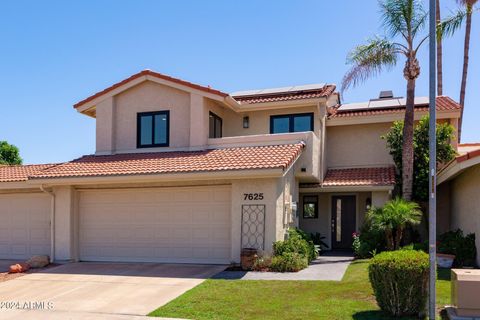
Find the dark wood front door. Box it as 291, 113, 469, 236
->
331, 195, 356, 250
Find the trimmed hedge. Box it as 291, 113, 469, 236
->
273, 229, 317, 263
270, 253, 308, 272
368, 250, 429, 317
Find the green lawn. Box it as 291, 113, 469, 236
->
149, 260, 451, 320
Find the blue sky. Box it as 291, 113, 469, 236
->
0, 0, 478, 164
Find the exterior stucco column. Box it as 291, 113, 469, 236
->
95, 97, 115, 154
189, 93, 208, 147
53, 186, 75, 262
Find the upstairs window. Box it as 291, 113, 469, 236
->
137, 111, 170, 148
209, 112, 223, 138
270, 113, 314, 134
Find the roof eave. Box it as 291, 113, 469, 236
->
299, 185, 394, 192
26, 168, 286, 186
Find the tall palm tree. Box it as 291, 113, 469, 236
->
342, 0, 428, 201
458, 0, 477, 141
367, 198, 422, 250
439, 0, 478, 141
437, 0, 443, 96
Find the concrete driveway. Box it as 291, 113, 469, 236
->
0, 262, 225, 319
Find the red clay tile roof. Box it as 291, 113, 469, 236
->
29, 144, 305, 180
74, 70, 229, 109
0, 164, 59, 182
300, 166, 396, 188
233, 85, 336, 105
456, 148, 480, 163
329, 96, 460, 118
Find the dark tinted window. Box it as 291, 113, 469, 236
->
209, 112, 223, 138
137, 111, 170, 148
270, 113, 313, 134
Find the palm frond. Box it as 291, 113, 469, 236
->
379, 0, 409, 39
379, 0, 426, 39
456, 0, 478, 8
341, 37, 399, 92
437, 8, 467, 39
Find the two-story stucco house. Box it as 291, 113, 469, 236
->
0, 70, 463, 264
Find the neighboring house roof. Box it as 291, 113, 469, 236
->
29, 143, 305, 180
437, 143, 480, 184
74, 70, 229, 109
0, 164, 59, 182
328, 96, 460, 118
232, 84, 336, 105
458, 143, 480, 155
300, 166, 396, 188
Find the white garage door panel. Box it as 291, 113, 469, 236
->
0, 193, 50, 259
79, 186, 231, 264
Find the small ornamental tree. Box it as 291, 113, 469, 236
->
382, 116, 456, 201
367, 198, 422, 250
0, 141, 22, 165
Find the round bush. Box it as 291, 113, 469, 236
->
368, 250, 429, 317
270, 253, 308, 272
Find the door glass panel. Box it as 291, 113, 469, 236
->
336, 199, 342, 242
140, 116, 153, 145
272, 117, 290, 134
293, 115, 312, 132
154, 114, 167, 144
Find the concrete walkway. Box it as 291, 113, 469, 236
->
213, 253, 354, 281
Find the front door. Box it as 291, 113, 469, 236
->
331, 195, 356, 250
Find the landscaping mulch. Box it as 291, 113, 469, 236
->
0, 263, 60, 283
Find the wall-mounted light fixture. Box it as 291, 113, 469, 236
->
243, 116, 249, 128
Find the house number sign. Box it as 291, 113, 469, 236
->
243, 193, 264, 200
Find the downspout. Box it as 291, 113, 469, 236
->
40, 185, 55, 263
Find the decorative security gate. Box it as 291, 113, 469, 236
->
241, 205, 266, 250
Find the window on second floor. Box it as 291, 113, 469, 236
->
270, 113, 314, 134
137, 111, 170, 148
209, 112, 223, 138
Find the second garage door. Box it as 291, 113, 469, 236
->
79, 185, 231, 264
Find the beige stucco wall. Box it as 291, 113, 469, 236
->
53, 186, 75, 262
449, 164, 480, 266
326, 123, 394, 168
114, 81, 191, 151
437, 181, 452, 235
46, 173, 296, 264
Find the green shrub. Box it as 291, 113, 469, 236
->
438, 229, 477, 267
353, 222, 386, 258
369, 250, 429, 317
270, 253, 308, 272
273, 228, 318, 263
252, 254, 272, 272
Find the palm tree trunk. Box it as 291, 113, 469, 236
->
386, 229, 394, 251
458, 7, 472, 142
436, 0, 443, 96
402, 78, 416, 201
394, 227, 404, 250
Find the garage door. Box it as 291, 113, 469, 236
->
79, 186, 231, 264
0, 193, 51, 259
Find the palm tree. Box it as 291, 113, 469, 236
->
439, 1, 478, 141
342, 0, 428, 201
367, 198, 423, 250
437, 0, 443, 96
